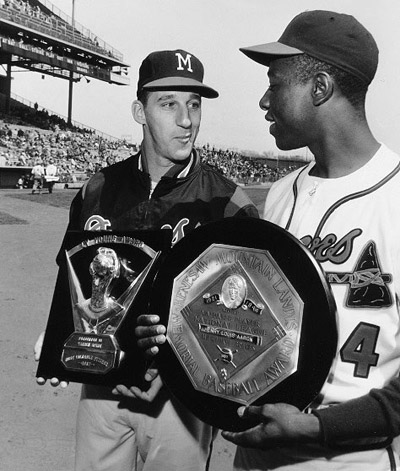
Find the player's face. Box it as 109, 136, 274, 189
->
259, 58, 313, 151
141, 91, 202, 164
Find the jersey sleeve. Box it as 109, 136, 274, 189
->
313, 375, 400, 448
55, 188, 84, 265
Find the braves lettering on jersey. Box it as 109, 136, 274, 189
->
161, 218, 192, 245
84, 215, 112, 231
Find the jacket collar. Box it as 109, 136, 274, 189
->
137, 148, 199, 179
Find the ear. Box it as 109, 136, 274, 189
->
312, 72, 334, 106
132, 100, 146, 125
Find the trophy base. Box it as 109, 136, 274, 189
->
61, 333, 123, 374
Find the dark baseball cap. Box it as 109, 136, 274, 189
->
137, 49, 219, 99
240, 10, 378, 85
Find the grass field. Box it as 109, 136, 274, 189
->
2, 185, 269, 218
0, 210, 28, 224
5, 189, 80, 209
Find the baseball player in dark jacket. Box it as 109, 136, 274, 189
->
35, 49, 258, 471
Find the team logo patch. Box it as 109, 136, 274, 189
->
84, 215, 112, 231
328, 241, 392, 308
175, 52, 193, 72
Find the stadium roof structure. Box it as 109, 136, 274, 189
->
0, 0, 130, 122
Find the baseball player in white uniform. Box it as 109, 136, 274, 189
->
218, 10, 400, 471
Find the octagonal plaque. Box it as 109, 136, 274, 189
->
152, 217, 337, 431
168, 245, 304, 405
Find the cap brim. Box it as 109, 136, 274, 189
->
142, 77, 219, 99
240, 42, 304, 66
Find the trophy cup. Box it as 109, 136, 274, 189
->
151, 218, 337, 431
37, 229, 171, 387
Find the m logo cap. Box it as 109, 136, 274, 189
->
137, 49, 219, 98
240, 10, 378, 85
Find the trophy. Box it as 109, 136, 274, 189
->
37, 229, 172, 387
151, 218, 337, 431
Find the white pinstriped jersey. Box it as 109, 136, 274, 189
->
235, 144, 400, 470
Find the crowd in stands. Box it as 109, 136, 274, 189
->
2, 0, 45, 21
0, 94, 300, 187
0, 121, 136, 186
199, 144, 297, 184
0, 0, 122, 60
5, 97, 96, 134
0, 121, 298, 187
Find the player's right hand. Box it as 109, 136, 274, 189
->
34, 331, 69, 388
112, 363, 163, 402
135, 314, 166, 358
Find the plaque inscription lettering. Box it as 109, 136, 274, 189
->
167, 244, 304, 405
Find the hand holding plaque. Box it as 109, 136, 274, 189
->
150, 218, 337, 431
36, 229, 171, 387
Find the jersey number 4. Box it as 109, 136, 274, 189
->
340, 322, 380, 378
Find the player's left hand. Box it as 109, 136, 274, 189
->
34, 331, 69, 388
112, 364, 163, 402
221, 403, 321, 449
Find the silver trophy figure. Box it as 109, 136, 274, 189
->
61, 239, 158, 374
76, 247, 124, 335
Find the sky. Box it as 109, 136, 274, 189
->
8, 0, 400, 158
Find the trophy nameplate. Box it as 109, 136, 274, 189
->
37, 229, 172, 387
151, 218, 337, 431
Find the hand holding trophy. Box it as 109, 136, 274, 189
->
36, 230, 171, 387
